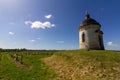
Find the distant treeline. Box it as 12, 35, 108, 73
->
0, 48, 27, 52
0, 48, 59, 52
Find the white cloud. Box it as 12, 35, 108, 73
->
9, 32, 14, 35
29, 40, 36, 42
107, 41, 117, 47
26, 21, 55, 29
45, 14, 52, 19
57, 41, 64, 44
25, 21, 32, 25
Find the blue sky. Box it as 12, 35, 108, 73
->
0, 0, 120, 50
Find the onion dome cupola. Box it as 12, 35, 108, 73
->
79, 11, 101, 29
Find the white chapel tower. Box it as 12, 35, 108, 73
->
78, 11, 104, 50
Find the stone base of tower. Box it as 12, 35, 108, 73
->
80, 47, 104, 50
80, 43, 105, 50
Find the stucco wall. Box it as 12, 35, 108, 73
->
79, 25, 101, 50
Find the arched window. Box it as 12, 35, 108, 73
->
82, 33, 85, 42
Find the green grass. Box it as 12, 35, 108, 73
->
0, 50, 120, 80
0, 52, 56, 80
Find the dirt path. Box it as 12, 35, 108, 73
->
43, 54, 120, 80
43, 55, 88, 80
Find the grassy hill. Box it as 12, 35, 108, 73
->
0, 50, 120, 80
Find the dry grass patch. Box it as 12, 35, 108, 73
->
43, 50, 120, 80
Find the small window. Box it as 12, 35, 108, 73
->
95, 30, 99, 33
82, 33, 85, 42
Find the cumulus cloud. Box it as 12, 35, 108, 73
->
9, 32, 14, 35
25, 21, 32, 25
31, 21, 55, 29
29, 40, 36, 42
57, 41, 64, 44
45, 14, 52, 19
107, 41, 117, 47
25, 21, 55, 29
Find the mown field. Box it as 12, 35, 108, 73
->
0, 50, 120, 80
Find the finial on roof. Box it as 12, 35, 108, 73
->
86, 10, 89, 15
85, 10, 90, 19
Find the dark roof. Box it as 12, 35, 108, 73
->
79, 12, 101, 29
81, 18, 100, 26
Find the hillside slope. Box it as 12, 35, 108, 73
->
0, 50, 120, 80
43, 50, 120, 80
